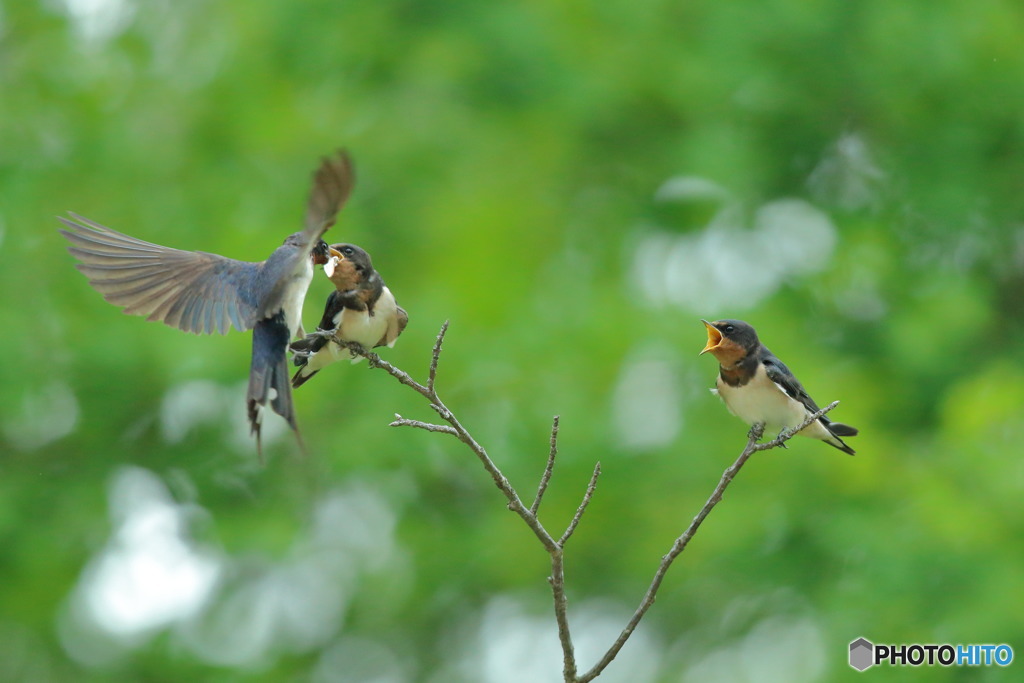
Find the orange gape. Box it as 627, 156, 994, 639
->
701, 320, 747, 368
707, 337, 747, 368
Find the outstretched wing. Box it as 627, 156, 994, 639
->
304, 149, 355, 238
58, 212, 262, 335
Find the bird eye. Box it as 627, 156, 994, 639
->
342, 247, 354, 256
724, 324, 735, 334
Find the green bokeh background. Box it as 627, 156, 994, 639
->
2, 1, 1023, 681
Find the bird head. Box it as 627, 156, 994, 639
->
324, 243, 374, 290
700, 319, 758, 365
311, 239, 331, 265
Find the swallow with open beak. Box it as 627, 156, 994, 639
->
700, 319, 858, 455
290, 243, 407, 388
58, 150, 355, 456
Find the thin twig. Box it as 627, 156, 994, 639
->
559, 462, 601, 547
428, 320, 449, 393
577, 401, 840, 683
531, 416, 561, 517
347, 322, 561, 554
389, 415, 458, 435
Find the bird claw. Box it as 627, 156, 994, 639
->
342, 341, 369, 356
312, 327, 338, 340
747, 422, 766, 441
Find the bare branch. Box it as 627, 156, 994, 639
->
549, 551, 577, 681
350, 322, 560, 554
577, 400, 842, 682
558, 462, 601, 547
445, 408, 561, 554
337, 339, 432, 399
389, 415, 458, 435
428, 320, 449, 393
531, 416, 561, 517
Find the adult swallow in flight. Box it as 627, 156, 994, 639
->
700, 319, 858, 455
58, 150, 355, 456
290, 243, 407, 388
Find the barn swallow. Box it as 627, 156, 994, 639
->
700, 319, 858, 455
57, 150, 355, 456
290, 243, 407, 387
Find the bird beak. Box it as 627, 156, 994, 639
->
329, 247, 345, 261
700, 320, 723, 356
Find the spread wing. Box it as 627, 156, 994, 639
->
59, 150, 355, 336
304, 150, 354, 238
58, 212, 263, 335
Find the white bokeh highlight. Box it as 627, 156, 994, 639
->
634, 179, 838, 313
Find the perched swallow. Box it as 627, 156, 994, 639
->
700, 319, 858, 455
58, 150, 355, 455
290, 243, 407, 388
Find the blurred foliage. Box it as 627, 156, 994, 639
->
2, 0, 1024, 681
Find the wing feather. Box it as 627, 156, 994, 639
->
58, 213, 263, 335
762, 355, 820, 412
763, 354, 853, 440
305, 150, 355, 236
378, 304, 408, 348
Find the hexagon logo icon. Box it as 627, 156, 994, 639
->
849, 637, 874, 671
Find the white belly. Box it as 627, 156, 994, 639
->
301, 287, 399, 377
715, 366, 832, 439
294, 287, 400, 384
280, 260, 314, 336
335, 287, 398, 350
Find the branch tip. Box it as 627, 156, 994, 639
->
390, 417, 457, 435
427, 320, 450, 392
530, 415, 561, 517
558, 461, 601, 547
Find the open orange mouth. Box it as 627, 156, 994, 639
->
700, 319, 723, 355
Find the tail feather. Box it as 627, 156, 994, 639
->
827, 421, 858, 437
289, 333, 330, 356
824, 434, 856, 456
291, 365, 319, 389
289, 329, 338, 388
248, 313, 300, 457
